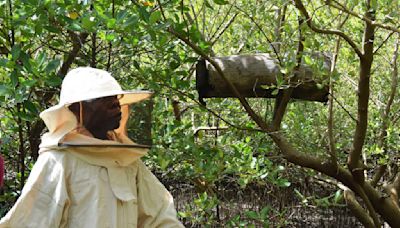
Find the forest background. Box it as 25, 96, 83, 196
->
1, 0, 400, 227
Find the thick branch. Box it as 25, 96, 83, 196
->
293, 0, 363, 58
348, 8, 375, 184
272, 17, 304, 130
328, 38, 340, 166
370, 164, 386, 187
362, 181, 400, 226
344, 189, 374, 228
58, 31, 89, 77
393, 174, 400, 195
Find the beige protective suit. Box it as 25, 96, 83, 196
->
0, 67, 184, 228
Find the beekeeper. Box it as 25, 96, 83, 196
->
0, 67, 184, 227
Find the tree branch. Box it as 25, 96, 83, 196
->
348, 6, 375, 184
378, 37, 399, 150
91, 32, 97, 68
373, 31, 395, 55
167, 27, 268, 132
370, 164, 386, 187
271, 17, 304, 130
209, 5, 233, 42
58, 31, 89, 77
343, 189, 375, 228
330, 0, 400, 34
328, 38, 340, 167
210, 13, 238, 46
234, 5, 282, 65
293, 0, 363, 58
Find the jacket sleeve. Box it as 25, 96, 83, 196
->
0, 152, 69, 228
137, 160, 184, 228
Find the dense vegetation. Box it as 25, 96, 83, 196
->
1, 0, 400, 226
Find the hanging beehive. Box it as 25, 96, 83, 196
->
196, 53, 329, 104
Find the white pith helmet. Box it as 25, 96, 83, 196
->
40, 67, 152, 136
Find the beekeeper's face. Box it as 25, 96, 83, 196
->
83, 95, 122, 131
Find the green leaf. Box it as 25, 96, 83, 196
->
106, 33, 116, 41
11, 45, 21, 60
17, 112, 35, 121
123, 16, 138, 29
45, 74, 62, 87
189, 25, 202, 43
21, 79, 37, 87
204, 0, 214, 9
10, 71, 19, 87
245, 210, 258, 220
149, 11, 162, 24
82, 16, 96, 30
333, 190, 342, 203
107, 18, 116, 29
133, 60, 140, 69
304, 55, 312, 65
213, 0, 229, 5
0, 58, 8, 67
370, 0, 377, 10
20, 52, 32, 73
138, 6, 150, 22
44, 25, 61, 33
68, 23, 82, 31
116, 10, 129, 23
45, 59, 61, 73
277, 179, 291, 187
24, 100, 38, 114
260, 206, 270, 218
0, 85, 9, 96
36, 52, 47, 68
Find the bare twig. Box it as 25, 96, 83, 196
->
8, 0, 15, 46
189, 0, 199, 30
330, 93, 357, 122
330, 0, 400, 34
373, 31, 395, 55
209, 5, 233, 42
234, 5, 282, 65
210, 13, 238, 46
16, 103, 26, 191
106, 0, 115, 71
273, 5, 287, 53
91, 32, 97, 68
378, 37, 399, 149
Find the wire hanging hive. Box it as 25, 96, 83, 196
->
196, 53, 330, 105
